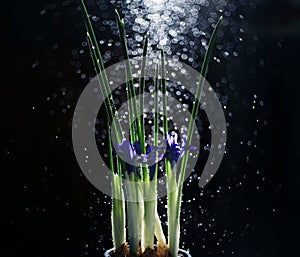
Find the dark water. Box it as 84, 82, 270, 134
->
2, 0, 300, 257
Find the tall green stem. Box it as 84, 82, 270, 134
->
139, 34, 148, 150
169, 17, 223, 257
108, 127, 126, 249
79, 0, 126, 251
79, 0, 122, 142
125, 174, 140, 255
161, 49, 168, 136
153, 64, 167, 246
161, 49, 177, 252
115, 10, 144, 148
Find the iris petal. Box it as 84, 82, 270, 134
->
164, 133, 196, 167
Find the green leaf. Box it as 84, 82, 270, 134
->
80, 0, 122, 143
161, 49, 168, 136
168, 16, 223, 257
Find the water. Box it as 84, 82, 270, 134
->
18, 0, 284, 256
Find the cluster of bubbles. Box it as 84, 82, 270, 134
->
109, 0, 244, 68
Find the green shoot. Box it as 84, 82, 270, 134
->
168, 16, 223, 257
79, 0, 126, 251
154, 64, 167, 248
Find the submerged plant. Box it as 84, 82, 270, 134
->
79, 0, 222, 256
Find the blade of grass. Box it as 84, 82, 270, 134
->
115, 10, 144, 149
126, 80, 136, 143
153, 64, 167, 246
140, 35, 150, 183
111, 174, 126, 249
166, 161, 177, 253
154, 64, 159, 148
80, 1, 127, 251
178, 16, 223, 198
169, 16, 223, 257
125, 173, 139, 255
140, 54, 166, 251
142, 191, 156, 251
139, 33, 148, 152
86, 33, 114, 127
79, 0, 104, 71
80, 0, 122, 143
161, 49, 178, 253
161, 49, 168, 136
108, 125, 126, 249
154, 211, 166, 245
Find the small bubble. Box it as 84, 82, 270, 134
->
221, 51, 229, 58
32, 61, 39, 69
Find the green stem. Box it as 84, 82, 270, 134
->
160, 48, 177, 253
111, 175, 126, 249
142, 195, 156, 251
86, 33, 115, 131
154, 211, 166, 245
126, 80, 136, 143
169, 16, 223, 257
80, 0, 122, 143
108, 126, 126, 249
139, 34, 148, 152
166, 160, 178, 254
153, 64, 167, 246
161, 49, 168, 136
115, 10, 144, 147
125, 173, 140, 255
178, 16, 223, 197
154, 64, 159, 148
140, 35, 149, 182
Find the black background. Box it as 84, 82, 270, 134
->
2, 0, 300, 257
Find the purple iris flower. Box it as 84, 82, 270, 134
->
115, 134, 195, 179
115, 138, 138, 175
164, 133, 196, 167
133, 141, 142, 155
115, 139, 137, 163
115, 139, 164, 178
